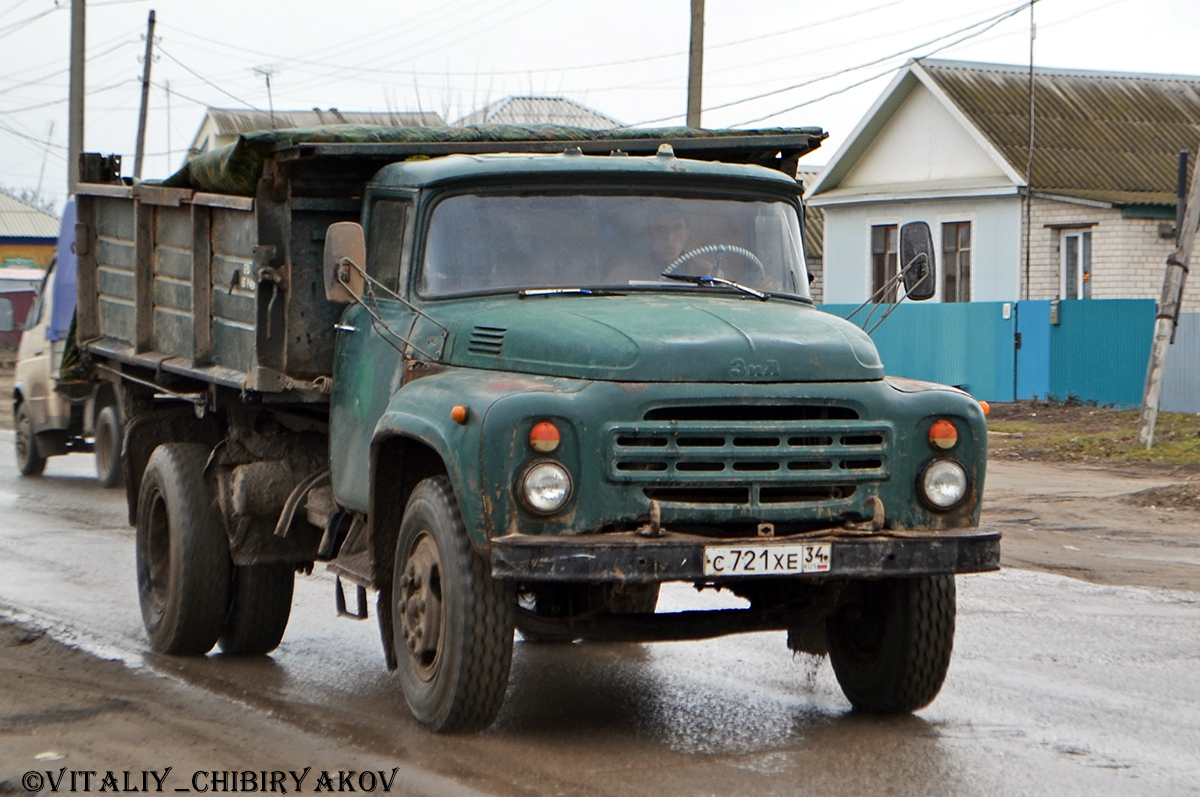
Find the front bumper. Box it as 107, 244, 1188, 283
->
490, 527, 1000, 583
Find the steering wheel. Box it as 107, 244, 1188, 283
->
662, 244, 767, 283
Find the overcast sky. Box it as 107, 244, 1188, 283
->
2, 0, 1198, 215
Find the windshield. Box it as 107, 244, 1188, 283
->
418, 192, 809, 298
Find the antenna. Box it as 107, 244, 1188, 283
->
253, 65, 279, 128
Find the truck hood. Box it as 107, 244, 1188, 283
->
441, 294, 884, 382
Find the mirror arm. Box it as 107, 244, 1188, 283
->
845, 252, 927, 326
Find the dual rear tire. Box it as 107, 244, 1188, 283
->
135, 443, 293, 656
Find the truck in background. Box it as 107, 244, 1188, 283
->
69, 126, 998, 732
13, 199, 124, 486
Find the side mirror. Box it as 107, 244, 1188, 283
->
323, 222, 366, 303
900, 221, 937, 301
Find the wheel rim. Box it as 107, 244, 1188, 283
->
397, 531, 444, 681
16, 412, 33, 467
141, 488, 172, 621
96, 416, 114, 476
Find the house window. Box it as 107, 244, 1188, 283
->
942, 221, 971, 303
1062, 229, 1092, 299
871, 224, 898, 302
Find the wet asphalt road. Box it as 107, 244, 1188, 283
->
1, 436, 1199, 796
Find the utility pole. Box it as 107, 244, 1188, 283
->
133, 9, 157, 180
1138, 148, 1199, 448
686, 0, 704, 128
68, 0, 85, 194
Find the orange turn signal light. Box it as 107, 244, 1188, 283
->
928, 419, 958, 450
451, 405, 469, 424
979, 400, 990, 416
529, 421, 561, 453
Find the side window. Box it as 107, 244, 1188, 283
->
0, 297, 12, 333
24, 277, 49, 330
871, 224, 898, 303
367, 199, 412, 293
941, 221, 971, 303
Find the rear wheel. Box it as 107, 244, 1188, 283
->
392, 476, 514, 732
218, 563, 294, 655
825, 575, 956, 714
94, 405, 124, 488
135, 443, 231, 655
15, 402, 46, 476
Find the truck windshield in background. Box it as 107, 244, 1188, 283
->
418, 193, 810, 298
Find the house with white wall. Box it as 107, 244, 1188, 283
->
808, 59, 1200, 307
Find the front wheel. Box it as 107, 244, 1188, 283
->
15, 402, 46, 476
135, 443, 231, 655
94, 405, 124, 488
392, 476, 514, 733
825, 575, 956, 714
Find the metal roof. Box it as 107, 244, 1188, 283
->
454, 96, 620, 129
0, 191, 60, 238
205, 107, 445, 134
919, 59, 1200, 207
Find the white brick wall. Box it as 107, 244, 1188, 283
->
1022, 197, 1191, 304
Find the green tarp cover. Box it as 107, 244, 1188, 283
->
159, 124, 824, 196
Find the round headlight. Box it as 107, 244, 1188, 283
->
921, 459, 968, 510
520, 461, 572, 515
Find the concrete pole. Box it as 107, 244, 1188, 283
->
1138, 146, 1200, 448
686, 0, 704, 128
133, 9, 157, 180
68, 0, 85, 194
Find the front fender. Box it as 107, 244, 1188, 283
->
368, 368, 585, 547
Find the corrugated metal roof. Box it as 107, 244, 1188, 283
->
454, 96, 619, 128
0, 191, 60, 238
206, 108, 444, 134
920, 59, 1200, 207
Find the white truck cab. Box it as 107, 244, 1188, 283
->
13, 202, 123, 486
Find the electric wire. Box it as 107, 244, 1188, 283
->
627, 0, 1029, 127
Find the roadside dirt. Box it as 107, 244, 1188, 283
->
0, 619, 474, 796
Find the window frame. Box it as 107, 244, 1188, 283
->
1060, 227, 1093, 300
941, 220, 972, 303
869, 222, 899, 303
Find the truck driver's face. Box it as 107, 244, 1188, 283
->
646, 214, 688, 264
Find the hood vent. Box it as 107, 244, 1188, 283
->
468, 325, 506, 355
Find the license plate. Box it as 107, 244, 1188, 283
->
703, 543, 832, 577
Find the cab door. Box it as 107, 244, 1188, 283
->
15, 262, 55, 429
329, 197, 417, 511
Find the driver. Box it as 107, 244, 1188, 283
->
644, 211, 689, 269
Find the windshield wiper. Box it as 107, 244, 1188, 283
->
660, 272, 769, 301
518, 287, 625, 298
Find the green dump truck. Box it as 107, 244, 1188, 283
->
72, 125, 998, 732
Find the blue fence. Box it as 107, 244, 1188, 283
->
818, 299, 1162, 409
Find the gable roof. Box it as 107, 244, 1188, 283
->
811, 59, 1200, 208
454, 96, 620, 128
0, 191, 59, 239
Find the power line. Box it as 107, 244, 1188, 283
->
0, 78, 139, 114
157, 47, 263, 110
628, 0, 1029, 127
732, 2, 1030, 126
0, 37, 138, 97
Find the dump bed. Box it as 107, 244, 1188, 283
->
73, 124, 826, 398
